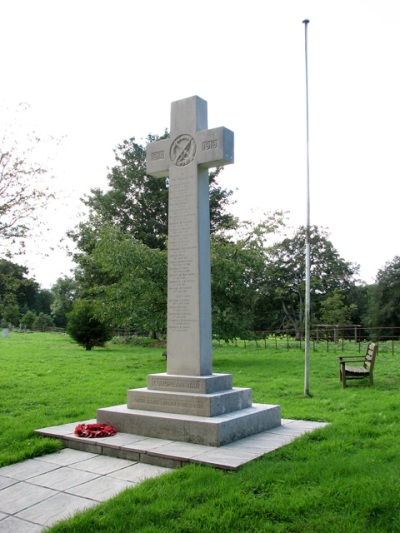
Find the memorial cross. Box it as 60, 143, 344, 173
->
146, 96, 234, 376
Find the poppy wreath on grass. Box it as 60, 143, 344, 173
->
74, 423, 117, 438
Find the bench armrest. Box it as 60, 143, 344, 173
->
338, 356, 365, 361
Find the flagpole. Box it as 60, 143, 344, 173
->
303, 18, 311, 397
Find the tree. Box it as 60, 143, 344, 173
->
211, 212, 287, 340
80, 224, 167, 336
319, 289, 358, 325
66, 300, 113, 350
51, 276, 78, 327
368, 256, 400, 328
72, 135, 235, 255
68, 134, 236, 330
344, 283, 371, 328
80, 136, 168, 251
0, 258, 40, 322
33, 289, 54, 315
266, 226, 358, 334
2, 303, 19, 326
73, 212, 287, 342
0, 105, 55, 249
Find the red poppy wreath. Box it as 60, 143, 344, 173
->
74, 423, 117, 438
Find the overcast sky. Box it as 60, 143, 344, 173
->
1, 0, 399, 288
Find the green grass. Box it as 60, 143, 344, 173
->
1, 332, 400, 532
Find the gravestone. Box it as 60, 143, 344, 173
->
97, 96, 281, 446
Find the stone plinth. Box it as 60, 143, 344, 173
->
97, 403, 281, 447
97, 370, 281, 446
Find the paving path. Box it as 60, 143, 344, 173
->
0, 419, 327, 531
0, 448, 171, 531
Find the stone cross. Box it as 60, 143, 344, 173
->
146, 96, 234, 376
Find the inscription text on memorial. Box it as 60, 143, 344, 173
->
146, 96, 234, 377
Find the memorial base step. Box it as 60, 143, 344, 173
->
127, 387, 252, 417
97, 403, 281, 447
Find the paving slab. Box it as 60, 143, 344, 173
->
108, 463, 171, 483
66, 476, 136, 502
29, 466, 100, 491
0, 459, 60, 481
190, 447, 261, 469
146, 441, 215, 460
68, 454, 136, 475
224, 436, 292, 454
0, 515, 44, 532
0, 481, 57, 514
15, 492, 97, 528
33, 448, 97, 466
120, 436, 175, 451
0, 476, 18, 490
89, 433, 155, 449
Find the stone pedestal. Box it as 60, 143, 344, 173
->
97, 373, 281, 446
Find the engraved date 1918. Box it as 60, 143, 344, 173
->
202, 139, 218, 151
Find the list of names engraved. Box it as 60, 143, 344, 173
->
168, 172, 198, 333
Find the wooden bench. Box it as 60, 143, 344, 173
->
338, 342, 377, 388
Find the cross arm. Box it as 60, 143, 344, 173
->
146, 138, 172, 178
196, 127, 234, 169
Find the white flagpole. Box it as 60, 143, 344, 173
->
303, 19, 311, 397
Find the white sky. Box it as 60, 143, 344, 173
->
1, 0, 399, 288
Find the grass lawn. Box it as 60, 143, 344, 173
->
1, 332, 400, 532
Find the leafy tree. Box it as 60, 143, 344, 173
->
68, 134, 236, 333
211, 212, 287, 340
319, 289, 358, 325
66, 300, 113, 350
33, 289, 54, 315
266, 226, 358, 334
0, 259, 39, 321
80, 224, 167, 336
368, 256, 400, 328
80, 136, 168, 251
71, 135, 235, 256
345, 283, 371, 327
51, 276, 78, 327
73, 213, 287, 342
2, 303, 19, 326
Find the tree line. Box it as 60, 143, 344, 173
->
1, 133, 400, 344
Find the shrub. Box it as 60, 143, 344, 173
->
33, 312, 55, 330
66, 300, 113, 350
21, 310, 37, 329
